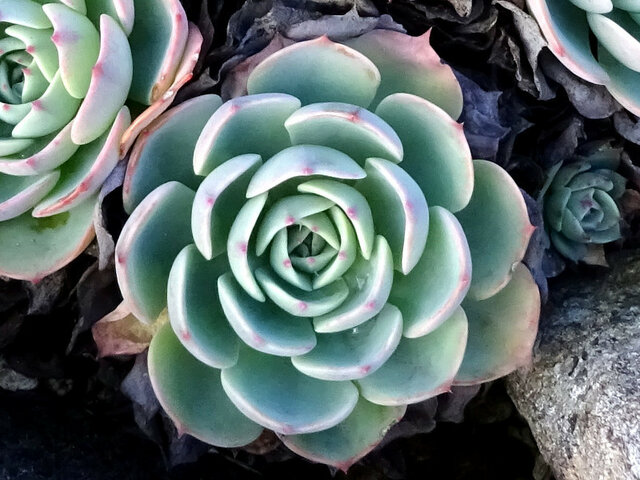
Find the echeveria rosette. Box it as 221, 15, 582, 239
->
541, 144, 625, 264
0, 0, 202, 281
115, 31, 540, 469
528, 0, 640, 116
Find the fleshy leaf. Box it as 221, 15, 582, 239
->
280, 397, 406, 472
313, 236, 393, 333
356, 157, 429, 274
587, 10, 640, 72
0, 196, 95, 282
345, 29, 464, 118
255, 268, 349, 318
247, 36, 381, 108
293, 303, 403, 380
116, 182, 195, 323
218, 272, 317, 356
123, 95, 222, 214
0, 171, 59, 221
526, 0, 609, 84
167, 245, 239, 369
298, 179, 374, 259
284, 103, 403, 164
357, 307, 468, 406
313, 207, 357, 289
454, 263, 540, 385
246, 145, 365, 198
375, 93, 473, 213
456, 160, 534, 300
391, 206, 471, 338
220, 346, 358, 434
193, 93, 300, 176
71, 14, 132, 145
149, 323, 263, 447
192, 154, 262, 260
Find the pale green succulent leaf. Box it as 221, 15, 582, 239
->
376, 93, 473, 213
42, 3, 100, 99
71, 14, 132, 145
597, 43, 640, 116
115, 182, 195, 324
218, 272, 317, 357
0, 170, 59, 221
456, 160, 534, 300
0, 0, 52, 29
255, 268, 349, 318
255, 194, 333, 255
221, 347, 359, 434
0, 195, 95, 281
567, 0, 612, 13
298, 212, 339, 250
192, 154, 262, 260
613, 0, 640, 11
588, 10, 640, 72
59, 0, 87, 14
32, 106, 130, 217
167, 245, 239, 369
298, 179, 374, 260
0, 122, 78, 175
227, 194, 268, 302
356, 157, 429, 274
0, 101, 31, 125
284, 103, 403, 164
193, 93, 301, 176
270, 229, 313, 291
526, 0, 609, 84
247, 37, 381, 108
127, 0, 188, 104
246, 144, 365, 198
545, 187, 571, 231
344, 29, 464, 118
13, 71, 80, 138
358, 307, 468, 406
21, 59, 48, 102
313, 207, 357, 289
293, 303, 402, 381
313, 235, 393, 333
290, 246, 336, 274
455, 264, 540, 385
391, 206, 471, 338
148, 323, 263, 447
5, 25, 58, 82
280, 397, 406, 472
86, 0, 134, 36
123, 95, 222, 214
550, 230, 588, 261
0, 138, 34, 157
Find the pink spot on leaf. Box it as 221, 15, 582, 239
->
237, 242, 248, 254
31, 100, 43, 111
311, 226, 319, 232
283, 259, 292, 268
26, 46, 35, 54
297, 302, 308, 312
307, 257, 316, 264
302, 167, 314, 175
285, 215, 295, 226
2, 104, 9, 111
346, 207, 357, 219
92, 63, 104, 76
365, 300, 376, 310
206, 195, 215, 206
22, 68, 31, 76
338, 250, 347, 260
359, 365, 371, 375
181, 331, 191, 341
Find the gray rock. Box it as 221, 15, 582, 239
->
507, 250, 640, 480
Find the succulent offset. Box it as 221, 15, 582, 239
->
0, 0, 201, 281
115, 31, 540, 469
528, 0, 640, 115
541, 143, 625, 264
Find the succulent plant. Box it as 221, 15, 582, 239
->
0, 0, 202, 281
541, 142, 625, 264
528, 0, 640, 115
114, 31, 540, 469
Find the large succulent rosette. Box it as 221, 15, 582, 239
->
541, 143, 625, 263
115, 31, 540, 469
0, 0, 201, 281
528, 0, 640, 115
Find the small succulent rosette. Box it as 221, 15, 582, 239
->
0, 0, 202, 281
540, 143, 625, 264
528, 0, 640, 115
115, 32, 540, 469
